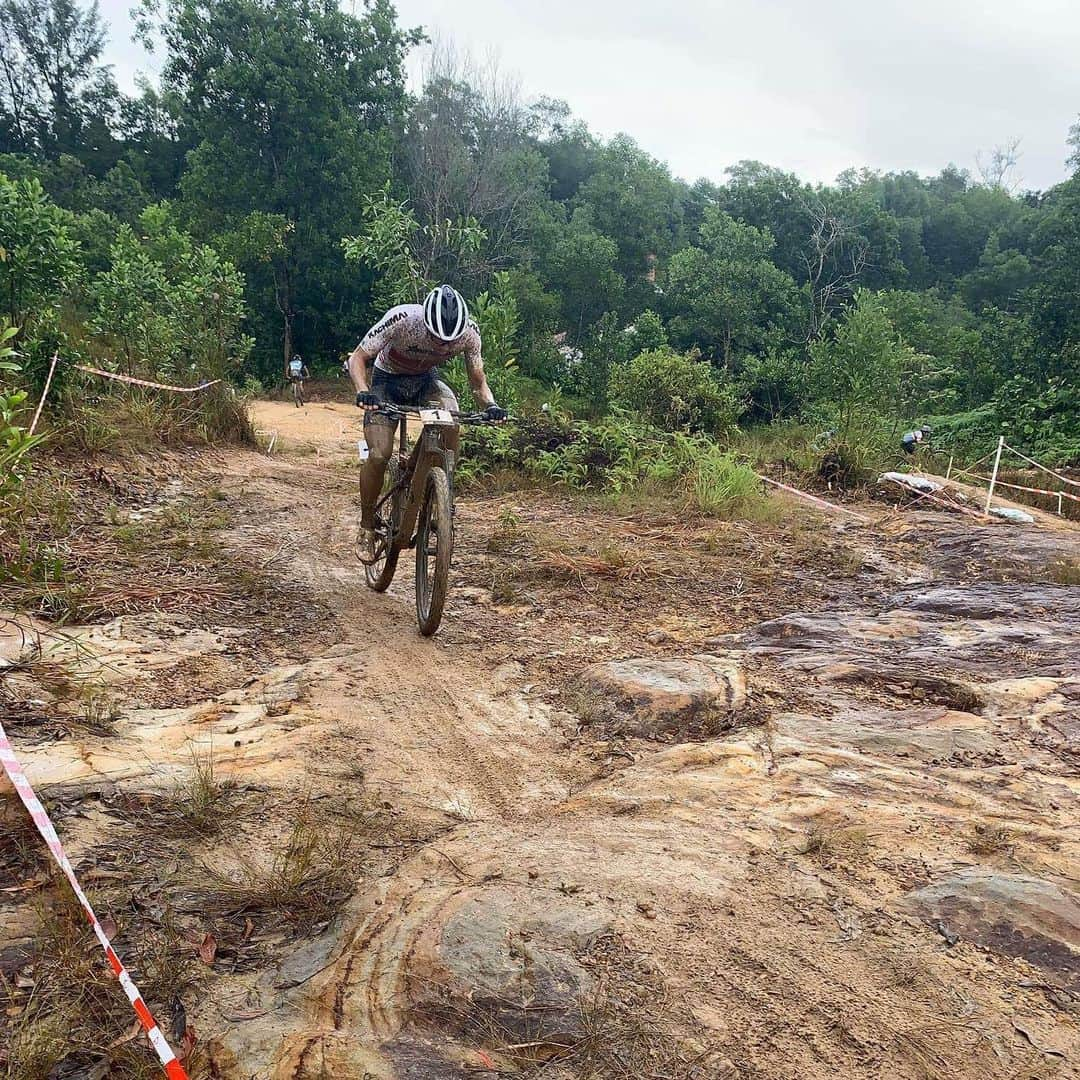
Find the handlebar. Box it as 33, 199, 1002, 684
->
365, 403, 513, 426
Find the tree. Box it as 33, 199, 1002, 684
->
573, 134, 686, 289
665, 208, 804, 366
403, 42, 550, 288
341, 182, 485, 310
809, 290, 922, 434
976, 138, 1022, 192
0, 0, 119, 166
538, 208, 624, 336
0, 171, 80, 327
89, 206, 249, 378
144, 0, 419, 374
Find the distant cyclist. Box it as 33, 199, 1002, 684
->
901, 424, 932, 455
347, 285, 506, 558
288, 354, 310, 407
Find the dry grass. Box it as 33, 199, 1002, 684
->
561, 685, 620, 732
117, 746, 238, 839
0, 464, 260, 625
1047, 557, 1080, 585
200, 813, 359, 934
0, 799, 48, 882
799, 823, 872, 870
454, 937, 731, 1079
0, 886, 201, 1080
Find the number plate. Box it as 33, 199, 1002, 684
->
418, 408, 455, 426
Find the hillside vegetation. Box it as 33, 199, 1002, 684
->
0, 0, 1078, 487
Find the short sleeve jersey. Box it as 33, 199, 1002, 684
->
358, 304, 482, 376
289, 358, 303, 376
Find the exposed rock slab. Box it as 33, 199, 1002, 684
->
406, 885, 611, 1047
902, 869, 1080, 985
577, 655, 747, 739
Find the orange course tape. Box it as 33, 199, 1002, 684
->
73, 363, 221, 394
0, 720, 190, 1079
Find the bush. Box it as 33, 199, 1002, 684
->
0, 323, 43, 514
58, 384, 255, 454
689, 448, 763, 515
609, 348, 738, 435
458, 413, 767, 518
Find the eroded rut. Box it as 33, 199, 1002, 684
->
2, 401, 1078, 1079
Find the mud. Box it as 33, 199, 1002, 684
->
1, 399, 1078, 1079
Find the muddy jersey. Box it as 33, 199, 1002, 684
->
358, 304, 482, 376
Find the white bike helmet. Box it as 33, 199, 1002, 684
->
423, 284, 469, 342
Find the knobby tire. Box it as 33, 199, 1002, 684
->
415, 466, 453, 636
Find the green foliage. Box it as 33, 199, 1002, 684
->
341, 183, 486, 309
622, 310, 667, 357
0, 172, 80, 325
562, 311, 620, 411
459, 412, 765, 517
737, 347, 809, 422
666, 207, 804, 366
609, 347, 737, 435
89, 208, 250, 379
0, 0, 120, 166
149, 0, 420, 373
0, 322, 42, 511
809, 290, 921, 437
538, 208, 624, 334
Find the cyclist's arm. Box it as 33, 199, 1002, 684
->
347, 345, 374, 393
348, 307, 404, 393
462, 334, 495, 409
301, 365, 310, 379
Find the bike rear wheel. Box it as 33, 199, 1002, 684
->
415, 466, 453, 636
363, 458, 401, 592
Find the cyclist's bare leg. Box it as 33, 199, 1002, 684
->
360, 418, 395, 529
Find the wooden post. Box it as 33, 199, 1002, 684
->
29, 353, 59, 436
984, 435, 1005, 515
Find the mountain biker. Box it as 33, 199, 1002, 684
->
347, 284, 506, 558
287, 354, 311, 407
901, 424, 932, 455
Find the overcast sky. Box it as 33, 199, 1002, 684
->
97, 0, 1079, 191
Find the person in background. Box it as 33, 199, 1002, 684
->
287, 354, 310, 407
901, 424, 932, 455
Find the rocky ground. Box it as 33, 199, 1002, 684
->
1, 398, 1077, 1079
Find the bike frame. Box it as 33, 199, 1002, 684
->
373, 408, 459, 555
386, 412, 453, 548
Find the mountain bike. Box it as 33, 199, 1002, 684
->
356, 404, 504, 636
290, 377, 304, 408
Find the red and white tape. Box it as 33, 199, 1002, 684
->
0, 720, 190, 1079
73, 363, 221, 394
955, 471, 1080, 503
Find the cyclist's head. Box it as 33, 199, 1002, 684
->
291, 354, 302, 361
920, 424, 933, 434
423, 285, 469, 342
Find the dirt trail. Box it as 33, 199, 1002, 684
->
2, 398, 1078, 1079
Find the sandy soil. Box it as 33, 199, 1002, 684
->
1, 398, 1077, 1079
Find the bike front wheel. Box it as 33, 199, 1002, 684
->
363, 459, 401, 592
415, 466, 453, 636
